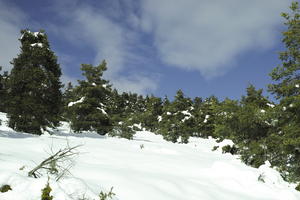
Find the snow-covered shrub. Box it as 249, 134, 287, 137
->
0, 184, 11, 193
110, 121, 135, 140
222, 145, 238, 155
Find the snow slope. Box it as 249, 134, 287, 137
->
0, 112, 299, 200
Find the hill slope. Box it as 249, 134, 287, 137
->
0, 112, 299, 200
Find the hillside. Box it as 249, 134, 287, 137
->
0, 112, 299, 200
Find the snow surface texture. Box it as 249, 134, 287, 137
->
0, 112, 299, 200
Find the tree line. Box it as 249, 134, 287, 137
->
0, 2, 299, 188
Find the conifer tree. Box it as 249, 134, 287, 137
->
8, 30, 62, 135
62, 82, 77, 121
159, 90, 194, 143
0, 67, 9, 112
196, 96, 219, 138
141, 95, 163, 131
68, 61, 112, 135
268, 2, 300, 182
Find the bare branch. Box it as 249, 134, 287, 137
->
28, 144, 82, 179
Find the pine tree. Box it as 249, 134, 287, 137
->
62, 82, 77, 121
241, 84, 269, 108
141, 95, 163, 132
159, 90, 194, 143
8, 30, 62, 135
269, 2, 300, 99
268, 2, 300, 182
196, 96, 219, 138
68, 61, 112, 135
0, 67, 9, 112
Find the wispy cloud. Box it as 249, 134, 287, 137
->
48, 0, 159, 94
139, 0, 292, 78
0, 1, 26, 72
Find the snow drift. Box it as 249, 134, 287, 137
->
0, 112, 299, 200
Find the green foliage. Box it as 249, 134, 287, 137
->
7, 30, 63, 135
110, 120, 135, 140
222, 145, 238, 155
68, 61, 112, 135
296, 183, 300, 191
62, 82, 77, 121
0, 67, 9, 113
267, 1, 300, 182
41, 181, 53, 200
0, 184, 12, 193
99, 187, 115, 200
193, 96, 219, 138
269, 1, 300, 99
212, 146, 219, 151
158, 90, 194, 143
140, 95, 163, 132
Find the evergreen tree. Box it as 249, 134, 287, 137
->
159, 90, 194, 143
268, 2, 300, 182
0, 67, 9, 112
141, 95, 163, 132
241, 84, 269, 108
230, 86, 270, 167
213, 98, 239, 140
196, 95, 219, 138
68, 61, 112, 135
62, 82, 77, 121
8, 30, 62, 135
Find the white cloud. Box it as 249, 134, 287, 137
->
139, 0, 292, 78
50, 2, 158, 94
113, 75, 158, 94
0, 1, 26, 72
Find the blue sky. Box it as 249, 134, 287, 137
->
0, 0, 292, 100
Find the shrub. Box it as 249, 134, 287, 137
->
222, 145, 238, 155
212, 146, 219, 151
0, 184, 12, 193
41, 181, 53, 200
99, 187, 115, 200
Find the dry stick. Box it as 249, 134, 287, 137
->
28, 144, 82, 178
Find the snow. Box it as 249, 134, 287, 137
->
97, 107, 107, 115
260, 109, 266, 113
68, 97, 85, 107
33, 32, 44, 37
0, 112, 300, 200
203, 114, 210, 123
181, 110, 192, 122
267, 103, 275, 108
283, 106, 287, 111
30, 43, 43, 48
157, 116, 162, 122
295, 84, 299, 88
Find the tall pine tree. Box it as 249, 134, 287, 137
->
268, 2, 300, 182
68, 61, 112, 135
8, 30, 62, 135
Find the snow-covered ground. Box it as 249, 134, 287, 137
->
0, 112, 299, 200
